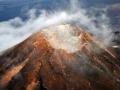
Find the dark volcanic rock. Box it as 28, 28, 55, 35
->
0, 24, 120, 90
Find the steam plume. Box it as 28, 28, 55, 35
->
0, 0, 112, 52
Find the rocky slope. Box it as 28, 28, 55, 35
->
0, 24, 120, 90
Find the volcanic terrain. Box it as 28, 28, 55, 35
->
0, 24, 120, 90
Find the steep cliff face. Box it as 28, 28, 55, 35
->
0, 24, 120, 90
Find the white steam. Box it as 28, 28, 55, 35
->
0, 0, 112, 52
42, 24, 81, 53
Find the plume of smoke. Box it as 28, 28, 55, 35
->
0, 0, 113, 52
69, 0, 113, 45
42, 24, 81, 53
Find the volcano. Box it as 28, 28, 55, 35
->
0, 24, 120, 90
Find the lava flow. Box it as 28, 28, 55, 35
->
0, 24, 120, 90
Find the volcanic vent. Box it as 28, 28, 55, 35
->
0, 24, 120, 90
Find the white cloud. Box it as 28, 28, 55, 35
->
0, 0, 112, 52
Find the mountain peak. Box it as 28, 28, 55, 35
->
0, 24, 120, 90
